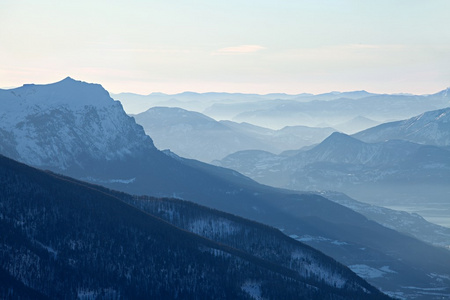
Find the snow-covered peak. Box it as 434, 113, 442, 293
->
1, 77, 112, 110
0, 78, 155, 170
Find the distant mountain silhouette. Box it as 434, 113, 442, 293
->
216, 131, 450, 205
133, 106, 334, 162
114, 87, 450, 132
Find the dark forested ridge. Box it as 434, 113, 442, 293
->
0, 155, 389, 299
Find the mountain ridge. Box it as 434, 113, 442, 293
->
133, 106, 334, 162
1, 154, 390, 299
353, 106, 450, 146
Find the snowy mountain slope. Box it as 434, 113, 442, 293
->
353, 106, 450, 146
1, 78, 449, 298
0, 77, 154, 171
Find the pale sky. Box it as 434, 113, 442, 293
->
1, 0, 450, 95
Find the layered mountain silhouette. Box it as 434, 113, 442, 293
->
112, 91, 303, 115
115, 87, 450, 132
1, 78, 449, 298
133, 106, 334, 162
216, 131, 450, 204
1, 154, 390, 299
203, 89, 450, 130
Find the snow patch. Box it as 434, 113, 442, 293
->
82, 177, 136, 184
35, 241, 58, 259
198, 246, 232, 258
188, 218, 239, 237
108, 178, 136, 184
349, 264, 396, 279
290, 250, 347, 288
295, 234, 348, 245
77, 288, 120, 300
428, 273, 450, 281
437, 112, 447, 120
241, 281, 263, 300
379, 265, 397, 274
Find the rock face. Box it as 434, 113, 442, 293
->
0, 77, 155, 171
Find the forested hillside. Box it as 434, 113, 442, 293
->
0, 155, 388, 299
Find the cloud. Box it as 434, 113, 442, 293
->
213, 45, 266, 55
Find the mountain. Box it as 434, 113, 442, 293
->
113, 90, 375, 117
132, 107, 273, 162
132, 107, 335, 162
0, 76, 155, 172
220, 121, 336, 154
215, 132, 450, 208
114, 88, 450, 133
290, 90, 375, 102
0, 155, 390, 299
1, 78, 450, 298
353, 106, 450, 146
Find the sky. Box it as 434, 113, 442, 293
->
1, 0, 450, 95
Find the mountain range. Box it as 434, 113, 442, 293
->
112, 91, 304, 115
208, 90, 450, 130
114, 88, 450, 132
133, 106, 335, 162
215, 131, 450, 206
1, 78, 450, 298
